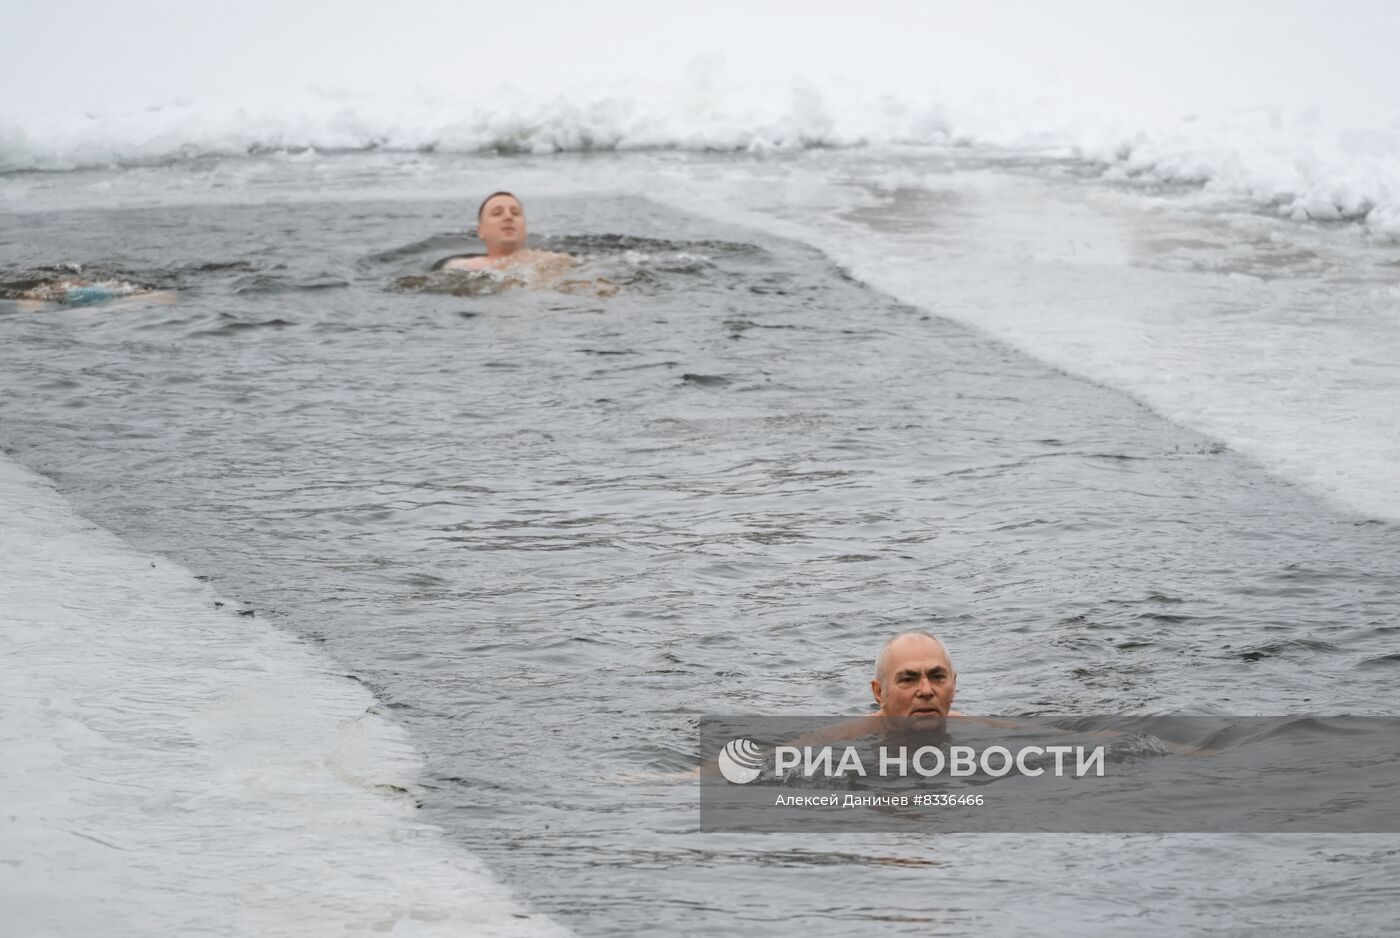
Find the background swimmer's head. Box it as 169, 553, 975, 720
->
477, 191, 526, 256
872, 631, 957, 717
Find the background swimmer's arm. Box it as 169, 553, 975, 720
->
15, 290, 177, 312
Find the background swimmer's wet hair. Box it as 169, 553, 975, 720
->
874, 631, 954, 685
477, 190, 519, 220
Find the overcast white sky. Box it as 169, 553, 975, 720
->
2, 1, 1397, 123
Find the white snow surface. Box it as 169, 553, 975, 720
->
3, 0, 1399, 233
636, 162, 1400, 523
0, 456, 567, 938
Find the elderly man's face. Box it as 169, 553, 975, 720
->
872, 636, 957, 718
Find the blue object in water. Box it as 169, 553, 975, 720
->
64, 285, 126, 306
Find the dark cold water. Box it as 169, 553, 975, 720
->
2, 189, 1398, 935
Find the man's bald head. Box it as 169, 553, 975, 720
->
875, 632, 954, 684
872, 632, 957, 717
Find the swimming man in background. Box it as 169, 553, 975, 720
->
441, 191, 572, 273
438, 191, 616, 296
8, 270, 175, 313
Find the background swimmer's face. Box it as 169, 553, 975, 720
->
872, 635, 957, 718
478, 195, 527, 254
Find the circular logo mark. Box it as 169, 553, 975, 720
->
717, 738, 765, 784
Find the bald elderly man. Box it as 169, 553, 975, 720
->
871, 631, 962, 719
656, 632, 967, 783
781, 631, 964, 746
764, 631, 966, 754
